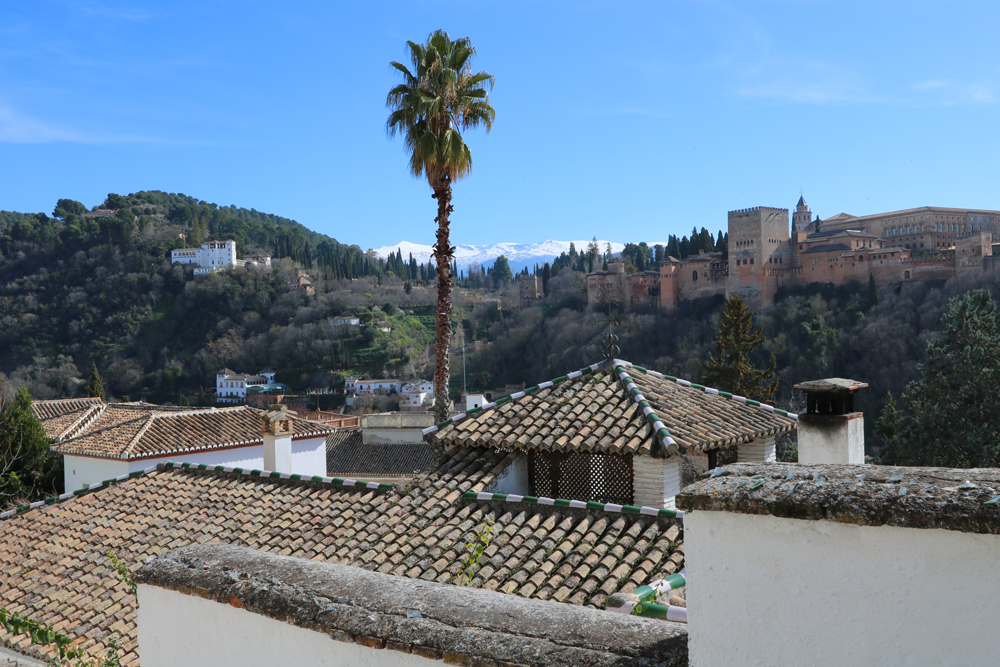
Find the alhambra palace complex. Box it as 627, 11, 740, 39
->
584, 196, 1000, 308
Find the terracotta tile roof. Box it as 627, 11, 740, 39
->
31, 397, 104, 421
326, 430, 437, 476
426, 359, 797, 457
31, 398, 106, 440
0, 449, 683, 665
50, 405, 333, 460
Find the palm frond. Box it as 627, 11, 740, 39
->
386, 29, 494, 184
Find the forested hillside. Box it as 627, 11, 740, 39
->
0, 191, 439, 404
460, 268, 1000, 454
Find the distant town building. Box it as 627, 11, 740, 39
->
587, 195, 1000, 308
346, 378, 435, 410
171, 240, 271, 275
331, 316, 361, 331
518, 274, 543, 308
217, 368, 277, 403
286, 272, 315, 296
81, 209, 115, 219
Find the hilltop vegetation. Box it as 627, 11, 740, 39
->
460, 267, 1000, 454
0, 191, 442, 404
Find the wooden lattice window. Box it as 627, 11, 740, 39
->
528, 451, 633, 505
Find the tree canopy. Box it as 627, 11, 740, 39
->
0, 387, 60, 506
877, 289, 1000, 467
701, 294, 778, 403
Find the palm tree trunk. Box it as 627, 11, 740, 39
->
432, 176, 454, 424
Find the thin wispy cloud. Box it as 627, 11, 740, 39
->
0, 105, 91, 144
909, 80, 996, 106
0, 104, 187, 145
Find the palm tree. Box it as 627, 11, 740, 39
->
386, 30, 495, 423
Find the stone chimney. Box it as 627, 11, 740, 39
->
262, 404, 295, 472
793, 378, 868, 464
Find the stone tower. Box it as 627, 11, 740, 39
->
726, 206, 790, 307
793, 194, 812, 233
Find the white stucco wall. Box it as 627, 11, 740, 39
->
63, 436, 326, 491
64, 455, 130, 492
138, 585, 443, 667
685, 510, 1000, 666
633, 456, 681, 509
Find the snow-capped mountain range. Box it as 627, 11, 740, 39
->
374, 240, 638, 273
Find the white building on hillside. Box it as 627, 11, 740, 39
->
171, 241, 272, 275
346, 378, 401, 394
217, 369, 276, 403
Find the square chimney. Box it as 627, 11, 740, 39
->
793, 378, 867, 465
262, 404, 295, 472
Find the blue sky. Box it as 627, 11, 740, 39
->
1, 0, 997, 249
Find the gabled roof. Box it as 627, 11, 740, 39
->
806, 229, 875, 240
425, 359, 796, 457
802, 243, 851, 254
0, 450, 684, 664
326, 430, 436, 477
680, 252, 723, 264
31, 397, 104, 421
31, 398, 106, 441
50, 404, 332, 460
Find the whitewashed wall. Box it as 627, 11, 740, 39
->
137, 585, 442, 667
63, 436, 326, 491
63, 455, 129, 492
686, 510, 1000, 666
633, 456, 681, 509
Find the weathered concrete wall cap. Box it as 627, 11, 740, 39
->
677, 462, 1000, 535
136, 543, 688, 667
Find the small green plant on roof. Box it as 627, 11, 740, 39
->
460, 517, 495, 585
0, 607, 121, 666
108, 550, 137, 600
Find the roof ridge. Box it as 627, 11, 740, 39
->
613, 359, 798, 421
59, 404, 105, 441
422, 360, 612, 436
463, 490, 683, 519
611, 362, 678, 458
54, 409, 148, 447
122, 413, 157, 459
0, 461, 400, 523
161, 461, 396, 493
0, 466, 157, 521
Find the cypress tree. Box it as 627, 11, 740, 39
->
701, 295, 778, 403
867, 273, 879, 307
87, 363, 105, 400
877, 289, 1000, 467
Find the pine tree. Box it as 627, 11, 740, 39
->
867, 273, 879, 308
877, 289, 1000, 467
0, 387, 60, 502
701, 295, 777, 403
87, 363, 105, 400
